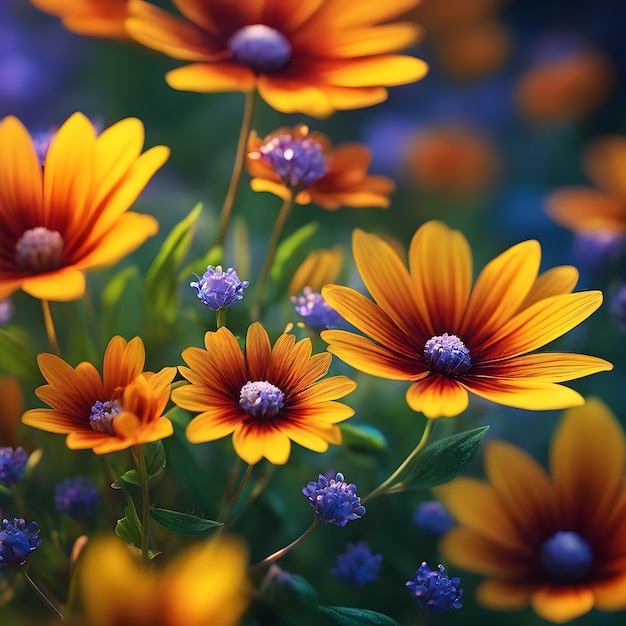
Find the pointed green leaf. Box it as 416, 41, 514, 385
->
340, 422, 388, 454
270, 221, 319, 283
115, 501, 143, 550
112, 469, 141, 489
396, 426, 489, 490
318, 606, 401, 626
142, 441, 166, 481
149, 507, 222, 537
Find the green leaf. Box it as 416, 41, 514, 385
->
270, 221, 319, 283
112, 469, 141, 489
178, 244, 223, 284
396, 426, 489, 490
318, 606, 401, 626
149, 508, 222, 537
144, 202, 203, 322
101, 265, 139, 309
142, 441, 166, 481
115, 501, 143, 550
339, 422, 388, 454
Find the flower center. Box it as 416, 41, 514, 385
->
260, 134, 329, 189
540, 531, 593, 581
227, 24, 292, 73
239, 380, 285, 419
15, 227, 64, 272
424, 333, 471, 376
89, 400, 122, 435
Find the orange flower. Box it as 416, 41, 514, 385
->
435, 398, 626, 623
172, 322, 356, 465
546, 135, 626, 235
126, 0, 428, 118
247, 125, 395, 210
288, 246, 344, 296
22, 336, 176, 454
30, 0, 130, 38
321, 220, 612, 418
0, 113, 168, 302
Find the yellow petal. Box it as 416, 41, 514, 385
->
257, 76, 334, 118
592, 572, 626, 611
232, 423, 291, 465
405, 375, 469, 418
21, 266, 86, 301
531, 585, 595, 623
322, 23, 422, 57
166, 63, 257, 93
476, 579, 535, 610
518, 265, 579, 311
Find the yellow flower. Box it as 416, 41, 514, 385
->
321, 220, 612, 418
22, 336, 176, 454
288, 246, 344, 296
435, 398, 626, 623
0, 112, 168, 302
67, 534, 249, 626
30, 0, 130, 38
126, 0, 428, 118
247, 125, 395, 209
172, 322, 356, 465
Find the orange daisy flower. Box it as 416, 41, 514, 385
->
172, 322, 356, 465
22, 336, 177, 455
546, 134, 626, 235
247, 125, 395, 210
321, 220, 612, 418
435, 398, 626, 623
0, 112, 168, 302
126, 0, 428, 118
29, 0, 130, 38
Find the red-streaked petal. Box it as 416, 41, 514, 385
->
103, 336, 145, 393
518, 266, 579, 311
232, 422, 292, 465
530, 585, 595, 623
292, 376, 357, 404
405, 375, 469, 418
245, 322, 273, 381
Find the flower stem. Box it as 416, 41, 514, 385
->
41, 300, 61, 355
219, 463, 254, 529
363, 419, 435, 503
134, 444, 151, 564
216, 306, 228, 329
213, 89, 257, 250
249, 519, 321, 574
21, 569, 64, 621
251, 192, 296, 320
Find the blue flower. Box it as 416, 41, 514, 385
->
54, 476, 100, 521
413, 500, 456, 538
406, 562, 463, 614
302, 472, 365, 527
291, 287, 346, 331
190, 265, 249, 311
0, 518, 40, 568
0, 447, 28, 488
332, 541, 382, 586
0, 299, 13, 326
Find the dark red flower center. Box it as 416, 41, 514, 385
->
239, 380, 284, 418
227, 24, 292, 73
540, 531, 593, 581
424, 333, 471, 376
15, 227, 64, 272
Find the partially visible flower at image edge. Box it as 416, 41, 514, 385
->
0, 518, 40, 568
191, 265, 249, 311
247, 125, 395, 210
435, 397, 626, 623
172, 322, 356, 465
29, 0, 131, 38
332, 541, 382, 587
0, 112, 169, 302
125, 0, 428, 118
406, 562, 463, 614
302, 472, 365, 527
321, 220, 612, 418
22, 336, 177, 454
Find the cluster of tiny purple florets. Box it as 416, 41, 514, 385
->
0, 446, 28, 489
0, 518, 41, 568
302, 472, 365, 527
406, 562, 463, 614
191, 265, 249, 310
291, 287, 345, 330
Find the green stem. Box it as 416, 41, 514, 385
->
213, 89, 257, 250
249, 519, 321, 574
41, 300, 61, 356
21, 569, 64, 621
218, 464, 254, 530
216, 306, 228, 329
134, 444, 151, 564
363, 419, 435, 503
251, 192, 296, 320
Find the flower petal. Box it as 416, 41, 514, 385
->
257, 75, 334, 118
518, 266, 579, 311
20, 266, 87, 301
232, 423, 292, 465
530, 585, 595, 623
405, 375, 469, 418
592, 572, 626, 611
476, 579, 535, 610
166, 63, 256, 93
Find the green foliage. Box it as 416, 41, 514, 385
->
339, 422, 388, 454
149, 507, 222, 537
318, 606, 401, 626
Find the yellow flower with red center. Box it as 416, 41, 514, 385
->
172, 322, 356, 465
247, 125, 395, 210
30, 0, 130, 38
435, 398, 626, 623
321, 220, 612, 418
22, 336, 176, 454
67, 534, 249, 626
126, 0, 428, 118
0, 112, 168, 302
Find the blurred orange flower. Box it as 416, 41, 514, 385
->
30, 0, 130, 38
406, 0, 504, 34
22, 336, 176, 454
0, 377, 23, 449
247, 125, 395, 210
67, 534, 249, 626
546, 135, 626, 235
173, 322, 356, 465
322, 221, 612, 418
288, 246, 344, 296
436, 398, 626, 623
126, 0, 428, 118
0, 113, 168, 302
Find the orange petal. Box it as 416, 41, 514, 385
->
322, 23, 421, 57
250, 178, 291, 200
405, 375, 469, 418
166, 63, 256, 93
592, 572, 626, 610
21, 266, 86, 301
582, 135, 626, 199
476, 579, 535, 610
292, 376, 357, 404
257, 76, 334, 118
232, 423, 291, 465
518, 266, 579, 311
245, 322, 273, 381
322, 85, 389, 111
531, 585, 595, 623
185, 408, 242, 444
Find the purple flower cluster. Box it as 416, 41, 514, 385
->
302, 472, 365, 527
332, 541, 382, 586
406, 562, 463, 614
291, 287, 345, 330
190, 265, 249, 310
0, 518, 40, 568
413, 500, 456, 537
0, 446, 28, 488
55, 476, 100, 521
